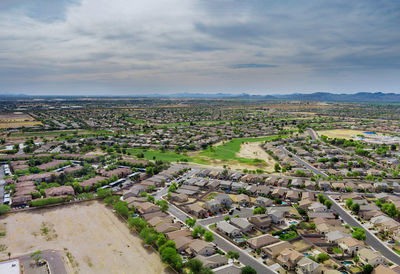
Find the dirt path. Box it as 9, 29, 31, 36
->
0, 201, 169, 274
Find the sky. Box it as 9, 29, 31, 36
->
0, 0, 399, 96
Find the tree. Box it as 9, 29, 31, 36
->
97, 188, 112, 198
156, 200, 169, 212
346, 198, 353, 208
274, 163, 281, 172
363, 264, 374, 274
185, 218, 196, 228
192, 225, 206, 238
147, 194, 155, 203
156, 233, 167, 247
317, 253, 329, 263
224, 216, 231, 221
204, 231, 214, 242
352, 227, 366, 241
160, 247, 182, 270
382, 202, 398, 218
113, 201, 129, 217
317, 194, 325, 204
128, 217, 147, 232
104, 195, 119, 205
186, 258, 203, 274
253, 206, 266, 215
200, 268, 214, 274
351, 203, 360, 214
227, 251, 240, 262
241, 266, 257, 274
158, 240, 176, 254
0, 205, 11, 215
324, 200, 332, 209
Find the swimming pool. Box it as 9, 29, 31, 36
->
289, 221, 298, 225
341, 261, 354, 266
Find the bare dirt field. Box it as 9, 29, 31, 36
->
236, 142, 276, 172
0, 113, 42, 129
318, 129, 375, 139
0, 201, 169, 274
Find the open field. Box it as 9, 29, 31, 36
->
0, 113, 42, 128
0, 201, 169, 274
128, 136, 283, 171
317, 129, 381, 139
236, 142, 276, 172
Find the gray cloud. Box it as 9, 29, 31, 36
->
230, 64, 277, 69
0, 0, 399, 95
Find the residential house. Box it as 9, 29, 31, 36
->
185, 203, 207, 218
308, 202, 327, 213
216, 221, 241, 237
248, 214, 272, 230
204, 200, 221, 213
255, 197, 273, 207
155, 222, 181, 233
123, 185, 145, 199
175, 236, 192, 252
318, 181, 331, 191
236, 194, 250, 206
230, 218, 254, 233
196, 254, 228, 269
44, 185, 74, 197
169, 193, 189, 203
326, 231, 350, 243
338, 237, 365, 256
246, 234, 279, 250
272, 188, 286, 198
137, 202, 160, 215
296, 257, 321, 274
372, 265, 398, 274
268, 207, 290, 224
286, 190, 300, 202
215, 194, 232, 208
358, 248, 385, 267
188, 240, 216, 256
166, 229, 192, 241
277, 248, 304, 270
298, 199, 313, 210
262, 241, 294, 258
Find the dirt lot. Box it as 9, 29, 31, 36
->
0, 113, 42, 128
0, 201, 169, 274
236, 142, 276, 172
317, 129, 368, 139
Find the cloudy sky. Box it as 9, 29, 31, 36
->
0, 0, 399, 95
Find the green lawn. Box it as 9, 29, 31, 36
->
196, 135, 285, 164
127, 135, 285, 166
333, 247, 343, 254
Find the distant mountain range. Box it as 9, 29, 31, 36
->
1, 92, 400, 102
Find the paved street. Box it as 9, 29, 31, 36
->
279, 146, 328, 177
19, 250, 67, 274
307, 128, 318, 141
328, 196, 400, 265
166, 203, 277, 274
0, 165, 5, 204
